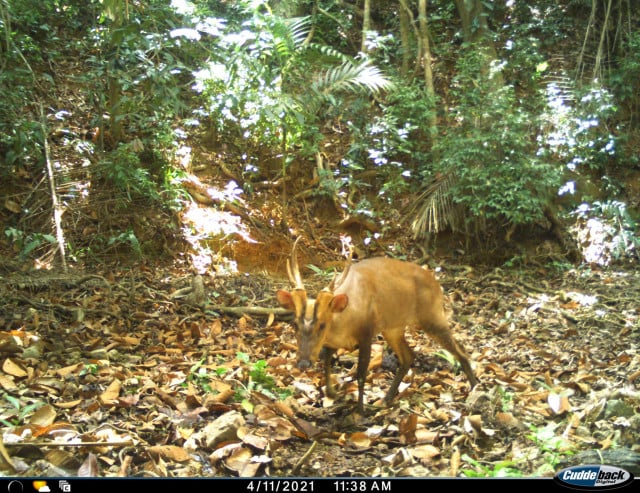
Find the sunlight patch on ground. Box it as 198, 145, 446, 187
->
182, 203, 246, 239
179, 185, 252, 275
564, 291, 598, 307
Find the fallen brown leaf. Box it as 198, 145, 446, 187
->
99, 379, 121, 405
0, 374, 17, 391
54, 399, 82, 409
29, 404, 57, 427
77, 452, 99, 476
148, 445, 192, 463
345, 431, 373, 450
409, 444, 441, 464
2, 358, 27, 378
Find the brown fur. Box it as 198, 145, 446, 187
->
277, 256, 478, 410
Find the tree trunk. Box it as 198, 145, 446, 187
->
544, 206, 583, 264
361, 0, 371, 53
593, 0, 613, 80
418, 0, 434, 96
455, 0, 491, 45
417, 0, 438, 143
108, 75, 123, 144
454, 0, 502, 86
399, 1, 410, 76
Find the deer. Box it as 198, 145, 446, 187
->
276, 237, 478, 411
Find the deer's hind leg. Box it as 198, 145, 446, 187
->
425, 321, 478, 388
382, 328, 415, 404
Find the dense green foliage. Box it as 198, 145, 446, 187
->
432, 47, 558, 227
192, 3, 391, 187
0, 0, 638, 264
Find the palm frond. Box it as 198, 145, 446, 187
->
311, 60, 393, 96
410, 172, 461, 238
272, 16, 311, 59
285, 16, 311, 49
307, 43, 352, 64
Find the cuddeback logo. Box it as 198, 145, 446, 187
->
554, 465, 634, 490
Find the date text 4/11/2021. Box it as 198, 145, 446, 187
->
246, 480, 392, 492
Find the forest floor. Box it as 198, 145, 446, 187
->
1, 160, 639, 478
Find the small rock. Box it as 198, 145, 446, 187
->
202, 410, 246, 448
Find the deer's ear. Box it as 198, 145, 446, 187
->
330, 294, 349, 312
276, 290, 295, 310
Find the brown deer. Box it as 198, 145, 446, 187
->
276, 238, 478, 410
